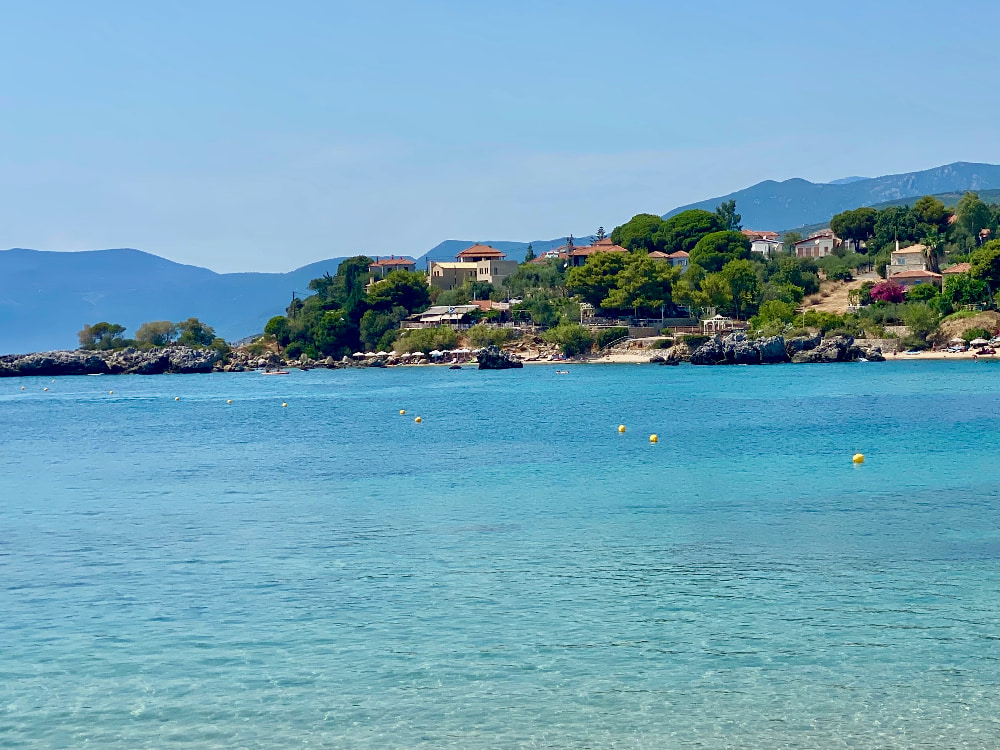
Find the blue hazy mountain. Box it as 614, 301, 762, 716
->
664, 162, 1000, 230
0, 248, 349, 353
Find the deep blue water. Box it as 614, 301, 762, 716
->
2, 362, 999, 749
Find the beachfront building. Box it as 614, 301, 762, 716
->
794, 230, 839, 258
368, 256, 416, 277
402, 304, 481, 329
428, 244, 518, 291
701, 314, 747, 334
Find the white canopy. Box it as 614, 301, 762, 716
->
970, 338, 989, 346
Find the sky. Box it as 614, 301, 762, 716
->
2, 0, 999, 273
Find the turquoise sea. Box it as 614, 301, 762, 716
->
2, 362, 1000, 749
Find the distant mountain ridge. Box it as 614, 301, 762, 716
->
0, 248, 348, 354
664, 162, 1000, 231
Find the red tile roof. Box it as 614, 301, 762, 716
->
457, 244, 506, 259
666, 250, 690, 259
568, 243, 628, 257
942, 262, 971, 274
889, 269, 942, 279
370, 256, 415, 267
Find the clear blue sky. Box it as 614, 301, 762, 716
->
2, 0, 998, 272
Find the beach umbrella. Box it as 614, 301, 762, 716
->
429, 350, 442, 356
411, 351, 425, 357
376, 351, 389, 356
353, 352, 366, 357
364, 352, 377, 357
970, 338, 989, 346
950, 337, 965, 344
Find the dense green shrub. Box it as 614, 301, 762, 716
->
962, 327, 994, 342
394, 326, 459, 353
543, 323, 594, 356
595, 327, 630, 349
467, 324, 513, 348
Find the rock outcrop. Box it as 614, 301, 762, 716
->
477, 345, 524, 370
0, 347, 224, 377
690, 332, 884, 366
691, 332, 785, 365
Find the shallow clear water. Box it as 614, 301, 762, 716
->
2, 362, 1000, 748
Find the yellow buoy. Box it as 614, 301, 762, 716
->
649, 434, 658, 443
227, 399, 233, 404
43, 387, 49, 391
853, 453, 865, 464
399, 409, 406, 415
21, 386, 25, 390
175, 397, 180, 401
414, 416, 422, 423
282, 402, 288, 408
618, 425, 626, 433
109, 390, 114, 394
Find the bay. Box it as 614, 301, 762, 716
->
2, 362, 999, 748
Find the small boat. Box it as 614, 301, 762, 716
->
449, 365, 462, 370
555, 370, 569, 374
262, 370, 291, 375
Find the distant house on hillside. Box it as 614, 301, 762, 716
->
743, 230, 782, 258
665, 250, 690, 270
888, 269, 942, 290
428, 244, 518, 290
942, 262, 971, 277
368, 256, 416, 277
794, 230, 839, 258
888, 244, 928, 275
567, 238, 629, 267
529, 248, 568, 265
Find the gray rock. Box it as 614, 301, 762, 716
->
690, 336, 726, 365
0, 346, 223, 377
785, 334, 823, 356
478, 345, 524, 370
757, 336, 789, 363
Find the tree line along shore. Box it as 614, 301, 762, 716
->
11, 191, 1000, 374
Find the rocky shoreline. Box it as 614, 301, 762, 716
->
0, 332, 886, 378
687, 332, 885, 365
0, 347, 225, 377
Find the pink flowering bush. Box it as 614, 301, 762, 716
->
869, 280, 906, 304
